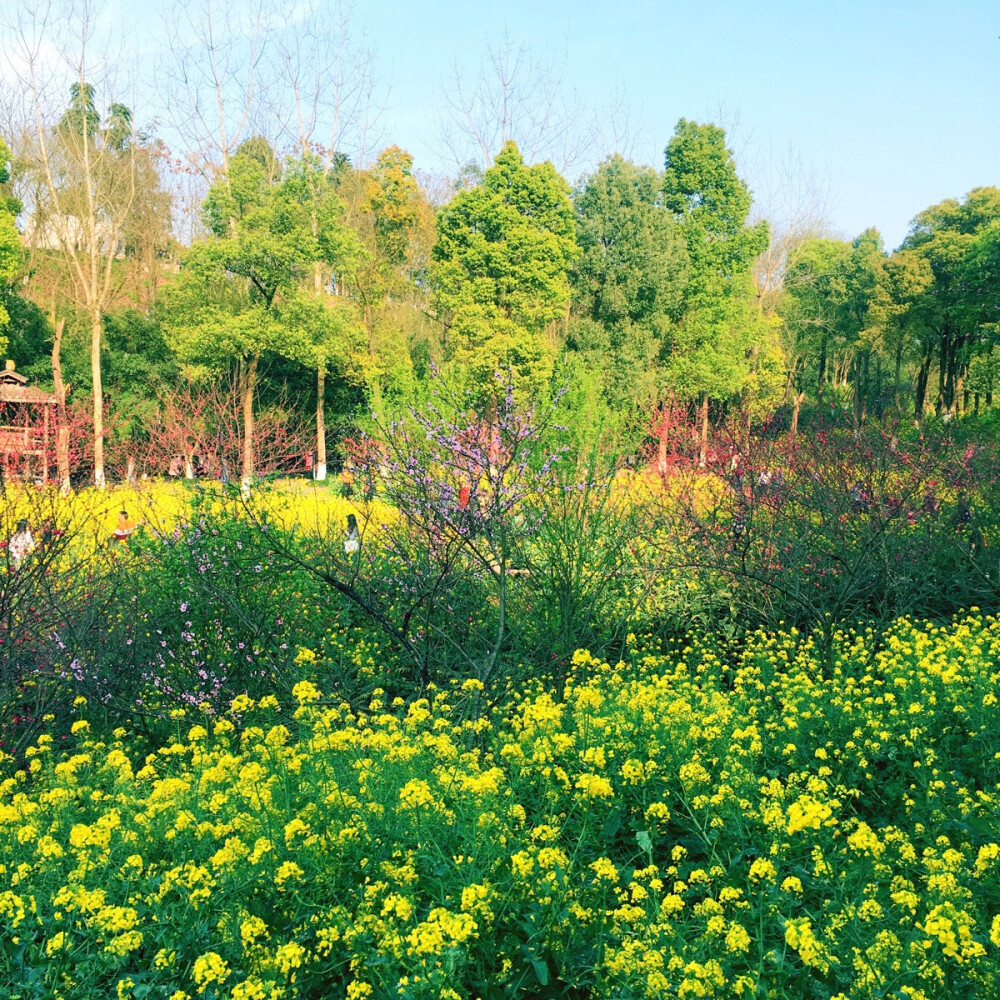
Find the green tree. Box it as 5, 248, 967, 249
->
781, 238, 852, 412
0, 138, 23, 355
782, 231, 895, 424
662, 120, 769, 289
431, 140, 578, 392
570, 155, 687, 409
280, 154, 366, 479
899, 187, 1000, 418
661, 119, 771, 460
842, 229, 891, 424
960, 220, 1000, 409
166, 142, 365, 486
339, 146, 435, 405
881, 248, 933, 408
56, 82, 100, 138
165, 142, 307, 487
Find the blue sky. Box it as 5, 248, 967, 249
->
7, 0, 997, 250
362, 0, 999, 249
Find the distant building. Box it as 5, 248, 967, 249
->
21, 213, 124, 257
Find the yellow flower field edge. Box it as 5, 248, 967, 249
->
2, 613, 1000, 999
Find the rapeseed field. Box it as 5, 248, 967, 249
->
2, 614, 999, 998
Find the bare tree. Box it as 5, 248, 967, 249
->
158, 0, 272, 183
581, 75, 648, 165
435, 28, 588, 176
269, 0, 385, 169
6, 0, 146, 489
748, 143, 834, 316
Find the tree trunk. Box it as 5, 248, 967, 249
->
945, 332, 960, 416
365, 300, 375, 356
862, 350, 869, 422
894, 338, 903, 410
241, 356, 258, 493
790, 391, 805, 437
91, 310, 105, 489
817, 338, 827, 402
987, 341, 995, 408
852, 351, 864, 427
938, 326, 953, 416
315, 364, 327, 481
957, 347, 968, 416
915, 346, 933, 422
698, 392, 709, 468
51, 318, 71, 495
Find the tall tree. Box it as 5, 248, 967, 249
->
880, 248, 932, 408
280, 152, 365, 480
960, 220, 1000, 409
842, 228, 891, 424
165, 142, 302, 488
20, 69, 149, 487
570, 154, 687, 409
0, 138, 22, 356
431, 140, 577, 391
661, 119, 771, 461
899, 187, 1000, 418
339, 146, 435, 388
781, 237, 853, 409
782, 231, 899, 423
165, 142, 364, 487
436, 30, 586, 175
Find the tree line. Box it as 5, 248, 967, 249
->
0, 73, 998, 488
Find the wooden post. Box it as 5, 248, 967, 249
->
43, 404, 50, 483
52, 318, 72, 494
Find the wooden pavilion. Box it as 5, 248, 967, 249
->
0, 361, 59, 483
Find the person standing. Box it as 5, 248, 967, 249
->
113, 510, 138, 542
344, 513, 360, 555
8, 520, 36, 569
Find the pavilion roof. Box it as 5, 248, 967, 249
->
0, 384, 59, 404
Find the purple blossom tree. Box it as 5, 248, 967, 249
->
247, 370, 570, 687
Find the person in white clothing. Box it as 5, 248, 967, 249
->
8, 520, 35, 569
344, 513, 360, 555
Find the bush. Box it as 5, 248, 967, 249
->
665, 421, 1000, 654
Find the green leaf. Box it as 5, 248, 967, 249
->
636, 828, 653, 860
531, 959, 550, 986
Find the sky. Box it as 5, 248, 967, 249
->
359, 0, 999, 249
4, 0, 998, 250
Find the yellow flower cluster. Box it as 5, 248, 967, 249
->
1, 613, 999, 997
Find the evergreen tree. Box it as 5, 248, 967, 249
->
661, 120, 771, 461
570, 155, 687, 409
432, 140, 577, 392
